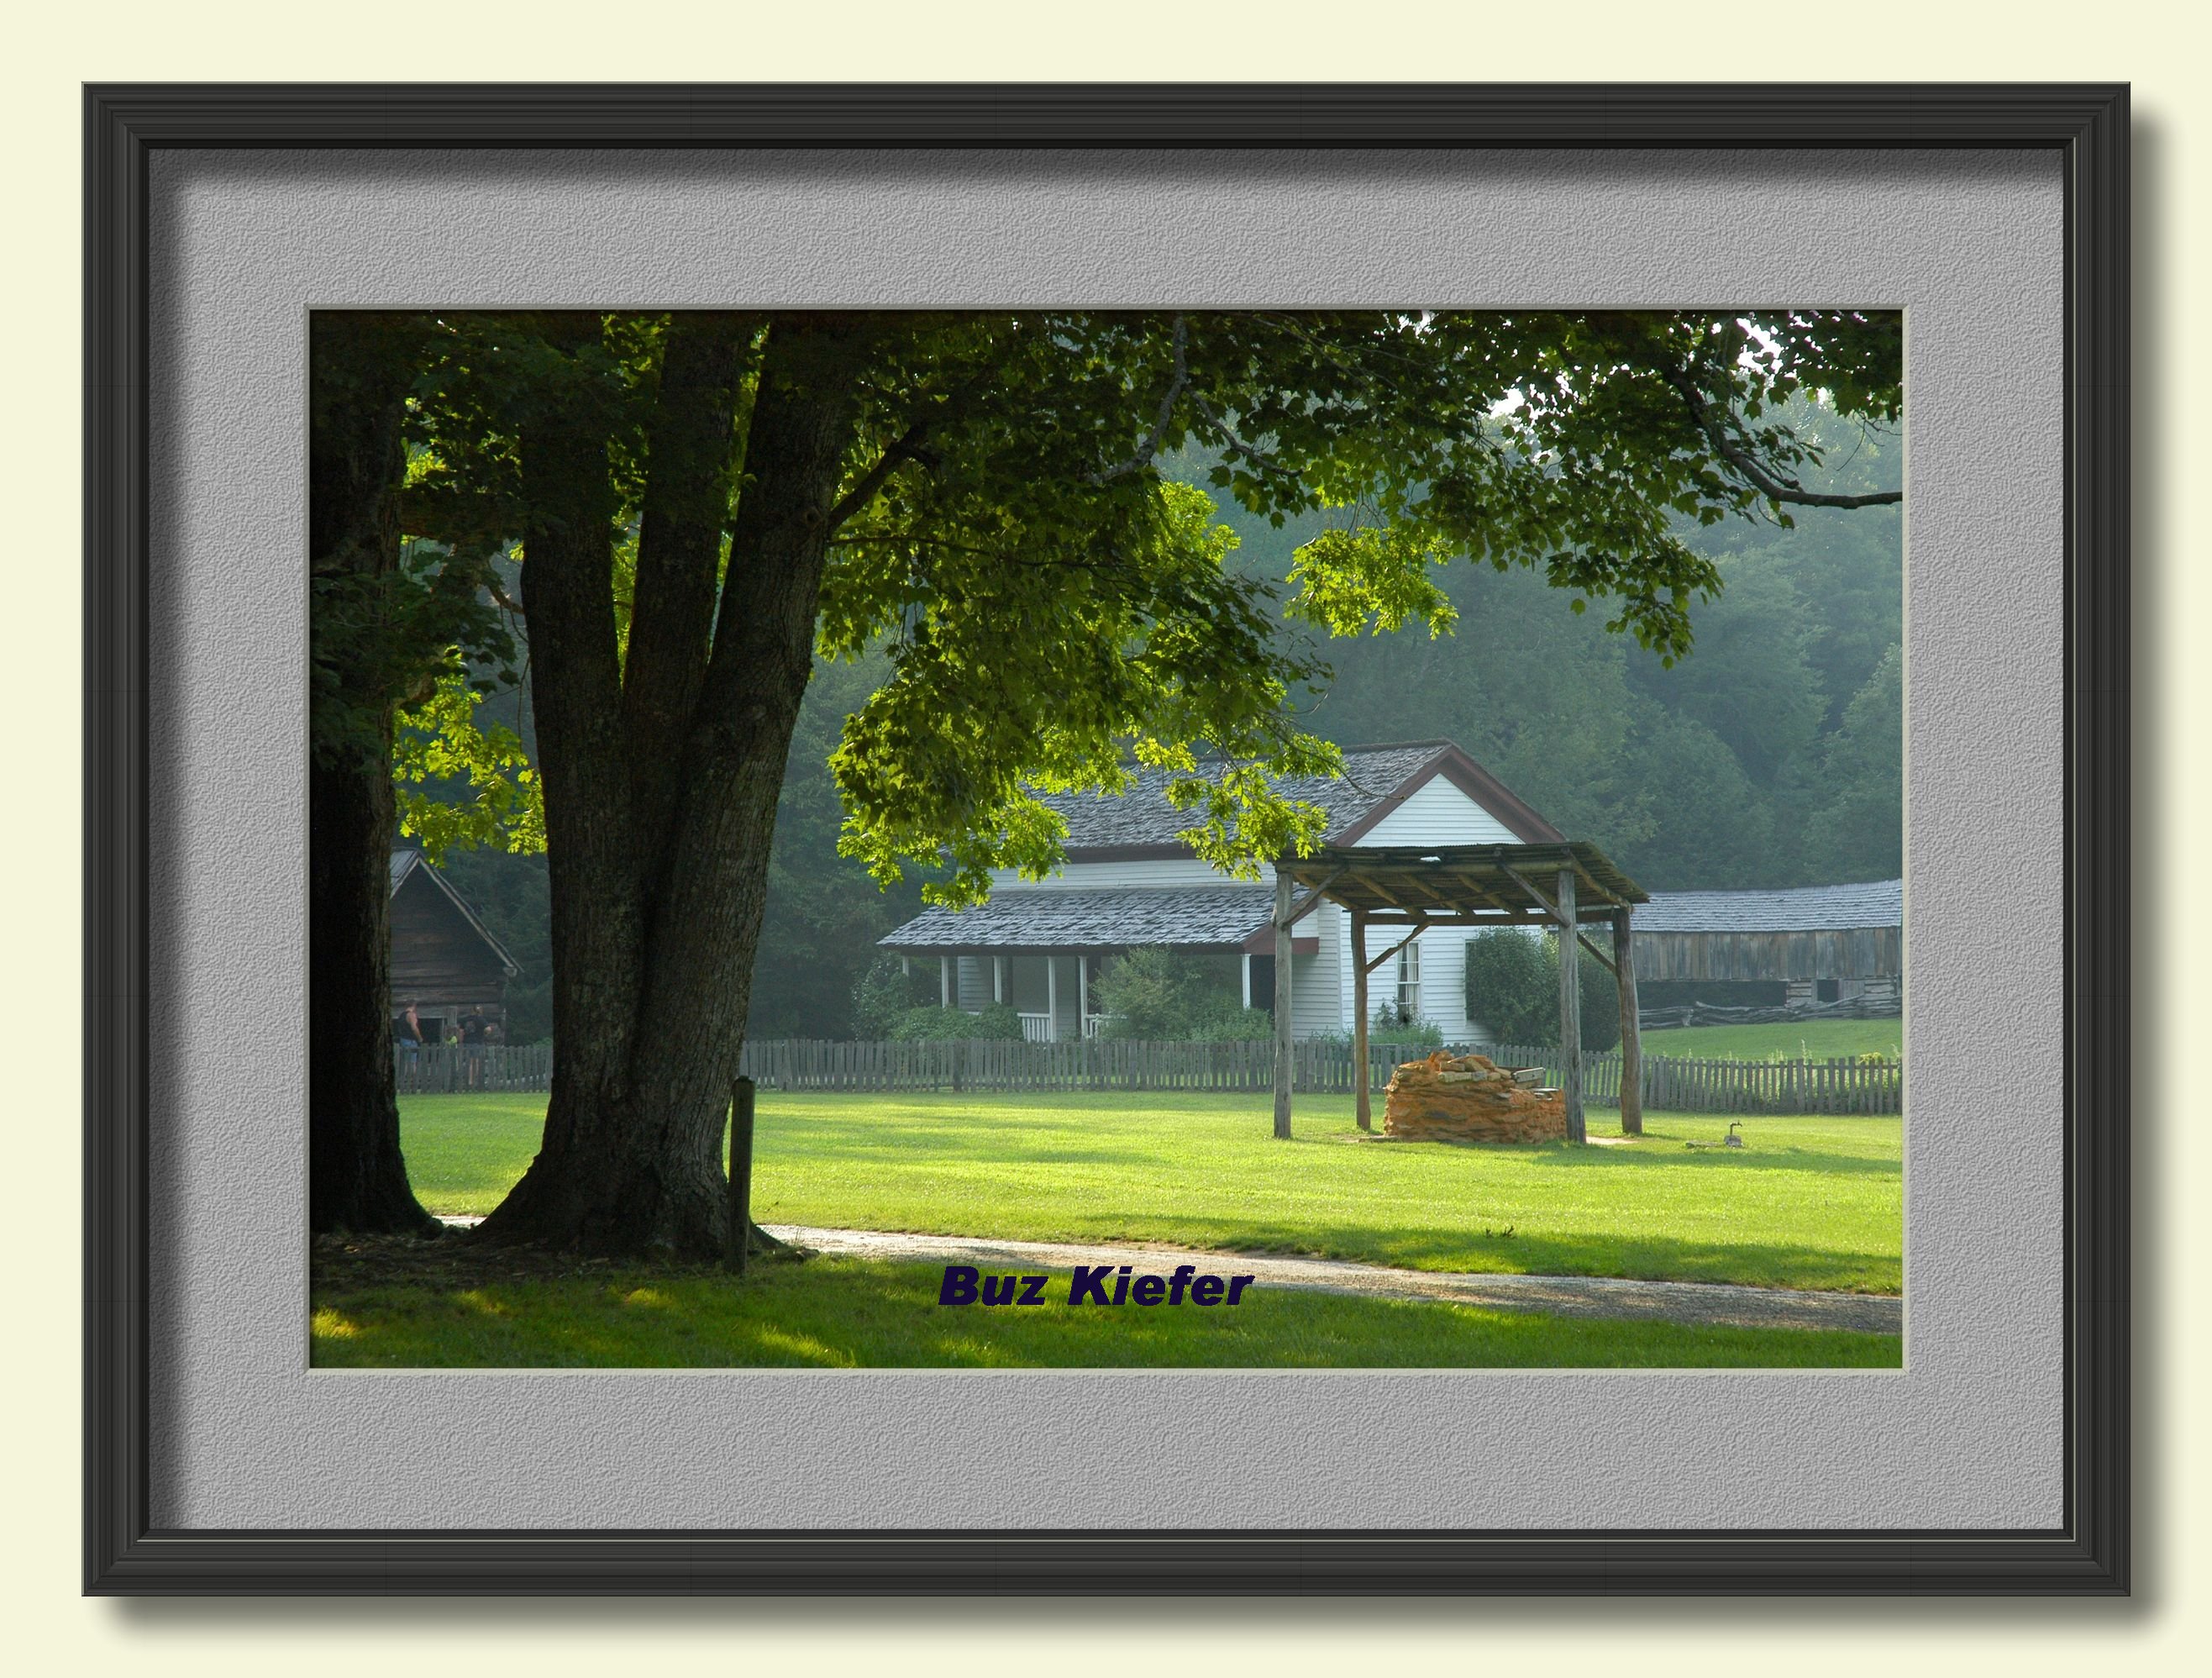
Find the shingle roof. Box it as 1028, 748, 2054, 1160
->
1040, 741, 1457, 850
1633, 880, 1902, 934
882, 886, 1276, 952
388, 850, 523, 975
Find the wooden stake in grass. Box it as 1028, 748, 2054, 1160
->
727, 1076, 756, 1275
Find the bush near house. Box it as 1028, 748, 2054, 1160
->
1091, 948, 1259, 1041
889, 1003, 1027, 1041
1311, 1008, 1448, 1050
848, 955, 936, 1039
1463, 931, 1621, 1051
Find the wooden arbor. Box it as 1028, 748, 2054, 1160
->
1272, 842, 1650, 1144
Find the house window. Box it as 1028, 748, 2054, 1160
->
1395, 939, 1421, 1022
1816, 978, 1842, 1002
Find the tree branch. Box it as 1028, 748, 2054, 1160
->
1087, 315, 1189, 485
1188, 388, 1305, 485
826, 423, 937, 532
1659, 367, 1902, 510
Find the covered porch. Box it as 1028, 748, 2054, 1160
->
879, 884, 1315, 1043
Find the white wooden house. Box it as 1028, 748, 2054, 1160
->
878, 740, 1567, 1044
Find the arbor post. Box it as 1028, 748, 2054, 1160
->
725, 1076, 756, 1274
1614, 907, 1642, 1135
1352, 910, 1372, 1132
1273, 868, 1294, 1139
1558, 868, 1584, 1144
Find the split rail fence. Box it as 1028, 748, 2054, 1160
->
392, 1037, 1902, 1114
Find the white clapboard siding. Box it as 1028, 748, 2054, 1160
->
1357, 770, 1523, 846
1292, 898, 1343, 1038
955, 955, 991, 1010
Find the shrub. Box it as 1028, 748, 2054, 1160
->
1368, 1007, 1446, 1049
1185, 1008, 1277, 1043
1315, 1008, 1448, 1051
1463, 930, 1621, 1051
888, 1002, 1027, 1041
849, 955, 935, 1039
1090, 948, 1249, 1041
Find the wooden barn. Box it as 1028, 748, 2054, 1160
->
388, 850, 519, 1042
1631, 879, 1901, 1009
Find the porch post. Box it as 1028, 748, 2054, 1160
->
1352, 910, 1372, 1133
1079, 955, 1089, 1034
1046, 954, 1059, 1042
940, 955, 951, 1009
1558, 868, 1584, 1144
1241, 952, 1253, 1011
1274, 868, 1295, 1140
992, 955, 1004, 1004
1614, 907, 1642, 1135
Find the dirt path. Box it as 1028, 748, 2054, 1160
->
432, 1216, 1898, 1333
759, 1224, 1902, 1334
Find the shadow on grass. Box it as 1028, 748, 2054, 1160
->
1518, 1141, 1901, 1178
313, 1258, 1901, 1370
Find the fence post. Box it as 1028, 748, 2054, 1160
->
725, 1076, 756, 1275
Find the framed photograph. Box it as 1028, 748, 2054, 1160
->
85, 82, 2128, 1593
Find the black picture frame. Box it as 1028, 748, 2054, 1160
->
83, 82, 2130, 1596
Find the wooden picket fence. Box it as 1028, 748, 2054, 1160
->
392, 1041, 554, 1095
1488, 1044, 1903, 1115
391, 1036, 1902, 1113
733, 1035, 1405, 1095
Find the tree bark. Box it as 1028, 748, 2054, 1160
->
478, 317, 876, 1258
307, 316, 437, 1235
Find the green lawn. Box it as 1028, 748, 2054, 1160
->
401, 1090, 1901, 1293
1638, 1017, 1904, 1062
312, 1256, 1899, 1370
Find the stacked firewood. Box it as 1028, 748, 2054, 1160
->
1382, 1051, 1566, 1144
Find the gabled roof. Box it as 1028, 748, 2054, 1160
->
389, 850, 522, 977
1038, 739, 1561, 855
883, 885, 1278, 954
1633, 879, 1902, 934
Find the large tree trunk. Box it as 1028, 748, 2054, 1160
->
307, 316, 436, 1235
478, 317, 873, 1258
307, 731, 433, 1232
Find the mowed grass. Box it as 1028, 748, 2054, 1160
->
401, 1091, 1900, 1293
312, 1256, 1899, 1370
1638, 1017, 1904, 1061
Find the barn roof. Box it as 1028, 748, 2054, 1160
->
1633, 879, 1902, 934
389, 850, 522, 977
1036, 739, 1561, 854
882, 885, 1277, 954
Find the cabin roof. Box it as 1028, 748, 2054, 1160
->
388, 850, 523, 977
1036, 739, 1561, 855
1633, 879, 1902, 934
882, 885, 1277, 954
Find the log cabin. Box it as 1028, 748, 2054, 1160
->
388, 849, 519, 1044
